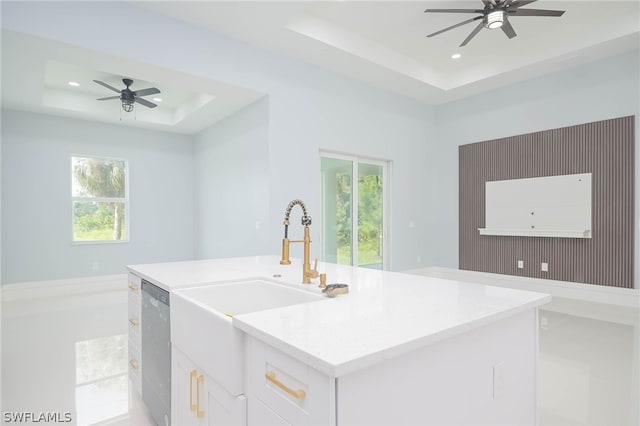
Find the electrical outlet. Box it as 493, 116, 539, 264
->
541, 262, 549, 272
540, 316, 549, 331
417, 255, 422, 263
517, 260, 524, 269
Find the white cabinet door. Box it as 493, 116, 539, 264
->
172, 347, 203, 426
202, 376, 246, 426
248, 398, 290, 426
172, 346, 246, 426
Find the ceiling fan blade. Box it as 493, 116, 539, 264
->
134, 97, 157, 109
134, 87, 160, 97
460, 21, 485, 47
93, 80, 121, 93
501, 19, 517, 39
424, 9, 484, 14
96, 96, 120, 101
427, 16, 482, 38
510, 8, 565, 17
508, 0, 537, 9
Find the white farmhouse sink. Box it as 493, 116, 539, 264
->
171, 279, 323, 396
183, 279, 322, 316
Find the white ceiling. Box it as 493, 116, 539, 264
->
2, 1, 639, 134
1, 31, 266, 135
135, 0, 640, 103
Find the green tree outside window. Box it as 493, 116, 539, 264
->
72, 156, 128, 241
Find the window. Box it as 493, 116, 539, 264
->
72, 156, 128, 242
321, 152, 390, 270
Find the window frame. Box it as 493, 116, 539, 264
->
71, 154, 130, 244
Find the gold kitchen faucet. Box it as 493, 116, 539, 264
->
279, 199, 320, 284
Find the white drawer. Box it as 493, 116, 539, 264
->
129, 331, 141, 365
127, 274, 142, 297
128, 290, 140, 316
129, 339, 141, 369
128, 347, 142, 396
128, 311, 141, 342
128, 274, 142, 351
128, 318, 141, 348
246, 337, 335, 425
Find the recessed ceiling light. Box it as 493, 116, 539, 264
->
451, 53, 461, 60
68, 81, 80, 87
152, 98, 162, 102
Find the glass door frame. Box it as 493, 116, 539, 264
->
319, 150, 392, 270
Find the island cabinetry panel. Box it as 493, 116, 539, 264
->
127, 273, 142, 396
337, 309, 538, 425
246, 337, 335, 425
172, 346, 246, 426
246, 309, 537, 425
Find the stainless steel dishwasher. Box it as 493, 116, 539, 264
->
141, 280, 171, 426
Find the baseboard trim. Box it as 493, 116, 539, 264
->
404, 266, 639, 308
2, 274, 127, 301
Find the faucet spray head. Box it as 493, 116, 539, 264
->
284, 199, 312, 226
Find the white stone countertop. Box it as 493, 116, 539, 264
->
128, 256, 551, 377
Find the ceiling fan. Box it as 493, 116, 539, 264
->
94, 78, 161, 112
425, 0, 565, 47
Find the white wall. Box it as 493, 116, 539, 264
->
433, 51, 640, 282
264, 65, 437, 271
1, 110, 195, 283
193, 97, 271, 259
1, 1, 437, 272
3, 2, 637, 279
0, 96, 3, 410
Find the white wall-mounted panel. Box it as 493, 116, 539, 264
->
479, 173, 592, 238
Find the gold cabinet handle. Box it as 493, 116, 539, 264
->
265, 371, 306, 399
128, 284, 139, 291
128, 317, 139, 326
129, 358, 139, 370
196, 375, 205, 418
189, 370, 197, 412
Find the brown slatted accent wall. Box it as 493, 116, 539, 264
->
459, 116, 635, 288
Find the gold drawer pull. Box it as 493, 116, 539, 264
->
265, 371, 306, 399
129, 358, 139, 370
196, 375, 205, 418
128, 284, 139, 291
189, 370, 197, 412
128, 317, 139, 326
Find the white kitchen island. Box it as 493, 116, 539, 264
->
128, 255, 550, 425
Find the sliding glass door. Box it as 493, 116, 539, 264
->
321, 153, 389, 270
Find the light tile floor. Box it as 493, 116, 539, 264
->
1, 288, 638, 425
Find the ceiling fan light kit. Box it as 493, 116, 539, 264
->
425, 0, 565, 47
94, 78, 161, 112
121, 99, 134, 113
486, 11, 504, 29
